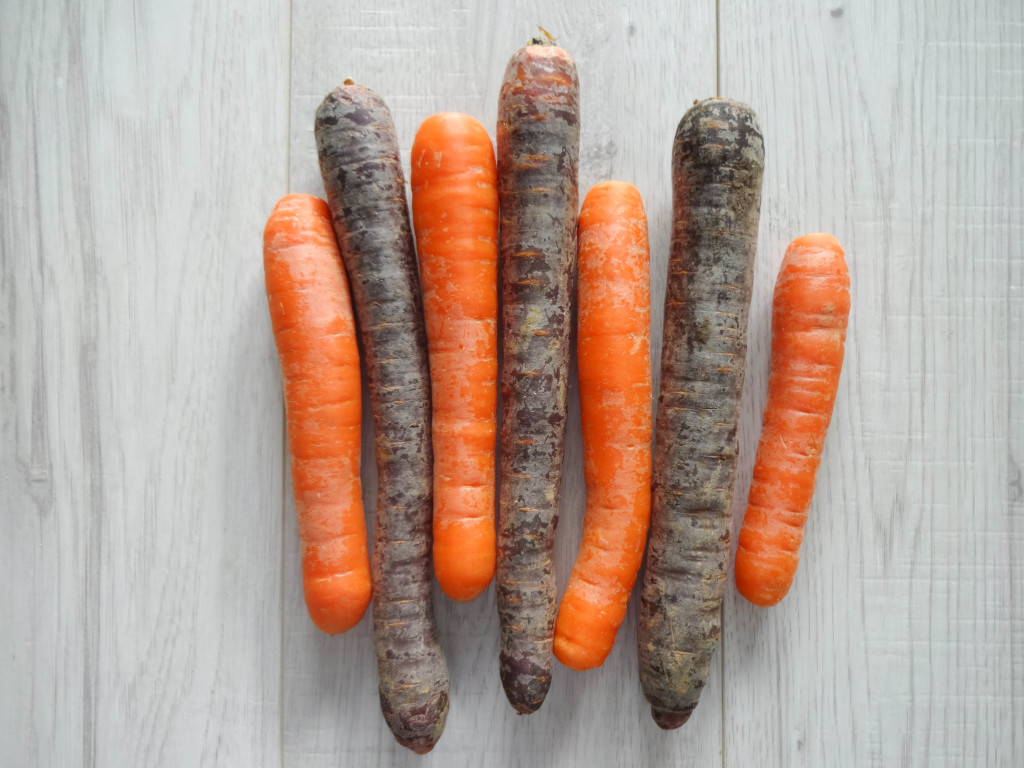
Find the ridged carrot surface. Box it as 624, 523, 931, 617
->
411, 113, 498, 603
263, 193, 370, 635
553, 181, 652, 671
316, 83, 449, 754
638, 98, 764, 729
495, 38, 580, 714
735, 233, 850, 607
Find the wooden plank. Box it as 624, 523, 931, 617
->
285, 0, 721, 764
718, 0, 1024, 765
0, 1, 289, 765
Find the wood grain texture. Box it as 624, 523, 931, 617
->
719, 0, 1024, 766
4, 0, 1023, 766
0, 1, 289, 766
286, 0, 719, 765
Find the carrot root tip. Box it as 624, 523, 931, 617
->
513, 701, 542, 715
403, 740, 436, 756
651, 706, 694, 730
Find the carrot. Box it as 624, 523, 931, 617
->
734, 234, 850, 607
495, 37, 580, 714
638, 98, 764, 729
263, 193, 371, 635
410, 113, 498, 603
552, 182, 652, 671
315, 83, 448, 754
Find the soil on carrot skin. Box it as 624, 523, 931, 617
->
495, 42, 580, 714
638, 97, 764, 727
315, 83, 450, 752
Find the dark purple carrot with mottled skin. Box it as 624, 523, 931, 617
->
638, 98, 764, 729
496, 36, 580, 714
314, 82, 449, 754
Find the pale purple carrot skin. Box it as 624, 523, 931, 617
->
315, 83, 449, 754
638, 98, 765, 729
495, 38, 580, 715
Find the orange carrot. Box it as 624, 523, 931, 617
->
410, 113, 499, 603
553, 181, 652, 671
263, 193, 370, 634
734, 233, 850, 607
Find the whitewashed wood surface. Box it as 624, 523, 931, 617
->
2, 0, 1021, 766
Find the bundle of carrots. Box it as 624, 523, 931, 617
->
260, 29, 849, 753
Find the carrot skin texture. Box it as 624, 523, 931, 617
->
264, 194, 371, 635
735, 234, 850, 607
411, 113, 498, 603
496, 41, 580, 713
553, 182, 652, 671
638, 99, 764, 728
315, 85, 449, 754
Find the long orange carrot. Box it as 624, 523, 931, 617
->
410, 113, 498, 603
734, 233, 850, 607
263, 193, 370, 634
553, 181, 652, 671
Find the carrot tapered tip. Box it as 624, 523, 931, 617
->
500, 656, 551, 714
303, 575, 371, 634
680, 97, 761, 130
512, 700, 543, 715
553, 633, 606, 671
402, 738, 437, 756
789, 232, 843, 252
584, 179, 642, 201
736, 577, 789, 607
735, 550, 795, 607
389, 691, 449, 754
740, 590, 786, 608
436, 564, 493, 603
651, 706, 694, 730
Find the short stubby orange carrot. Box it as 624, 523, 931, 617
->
263, 193, 370, 635
734, 233, 850, 607
411, 113, 498, 603
553, 182, 652, 671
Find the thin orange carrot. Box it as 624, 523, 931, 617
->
410, 112, 499, 603
263, 193, 370, 634
553, 181, 652, 671
735, 233, 850, 607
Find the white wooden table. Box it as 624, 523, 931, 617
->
3, 0, 1022, 765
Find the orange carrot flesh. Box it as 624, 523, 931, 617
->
411, 113, 499, 602
263, 193, 370, 634
734, 233, 850, 607
553, 181, 652, 671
